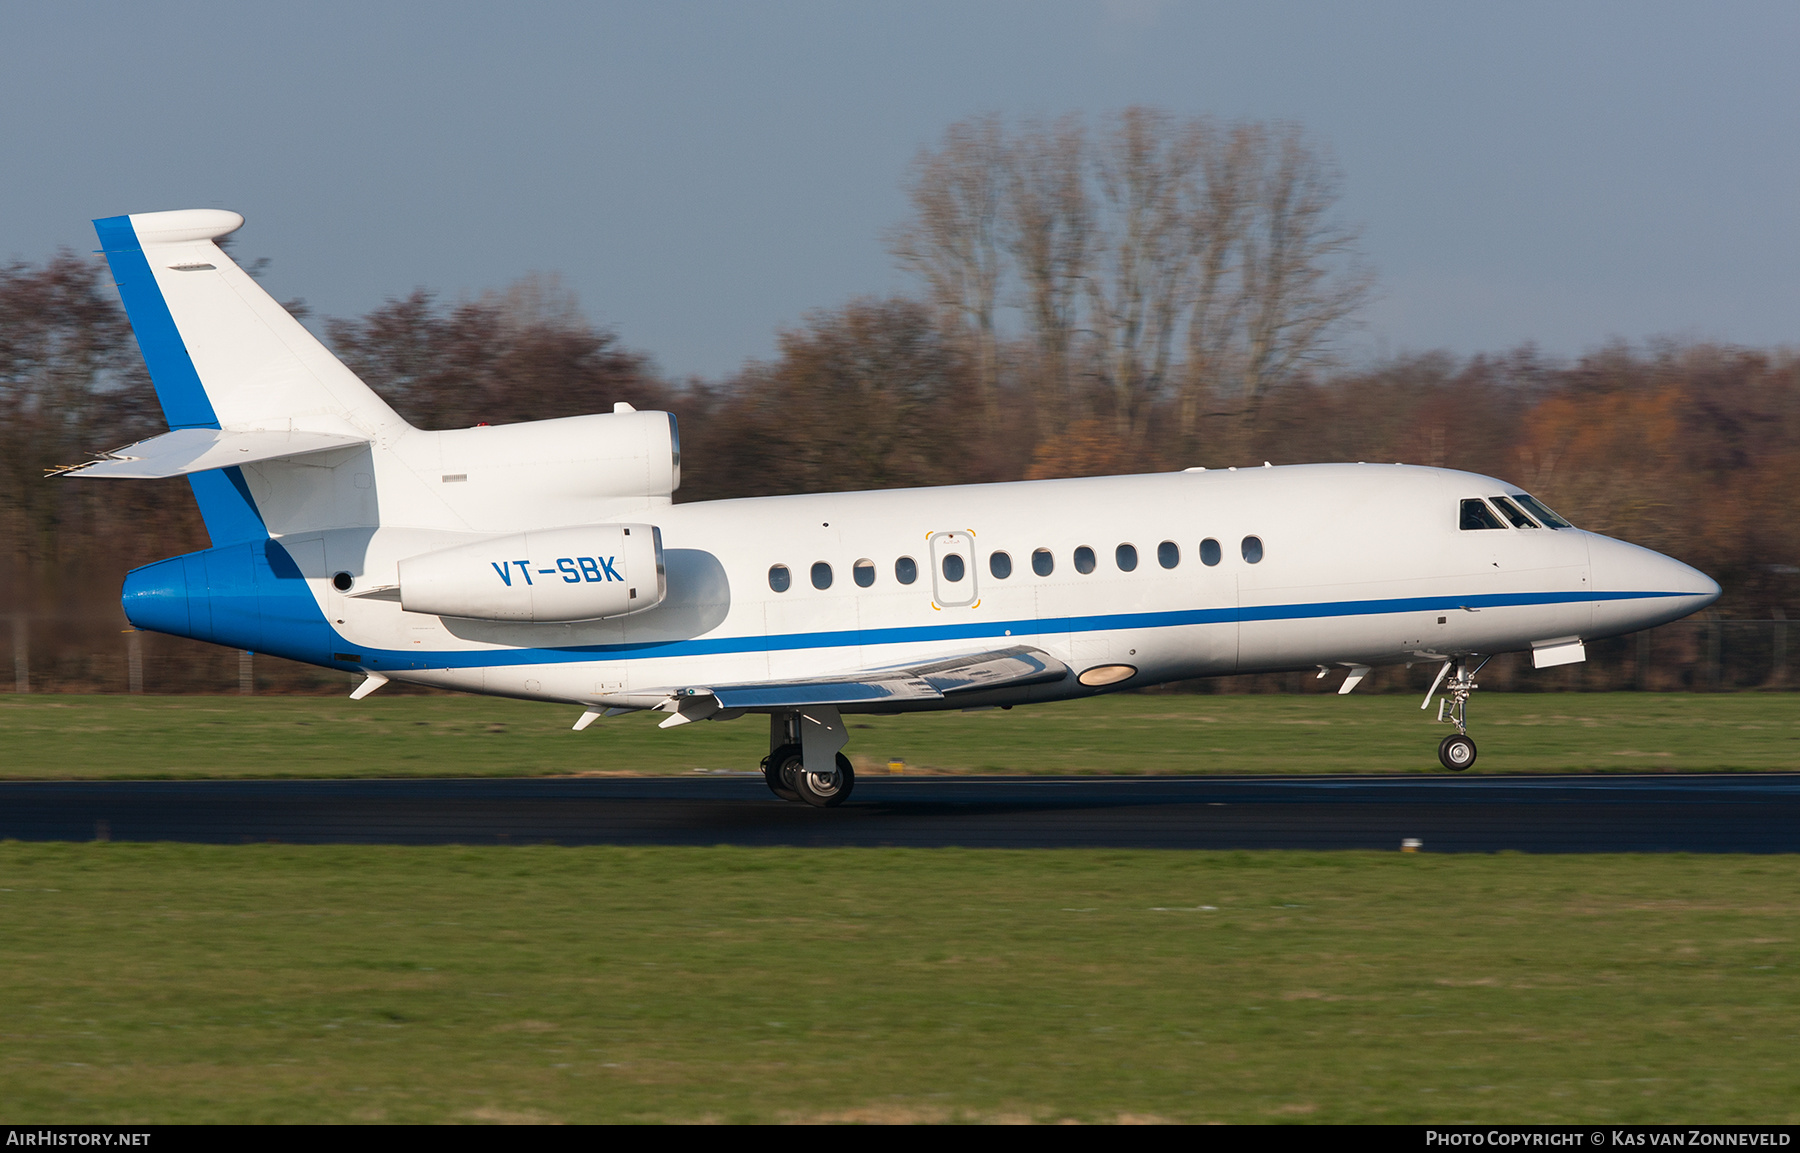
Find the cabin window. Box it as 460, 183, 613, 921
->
768, 564, 791, 592
1032, 548, 1054, 576
1490, 495, 1539, 528
1158, 541, 1179, 569
1460, 498, 1506, 530
1200, 538, 1221, 566
1513, 492, 1572, 529
1241, 536, 1264, 564
895, 556, 918, 585
1074, 546, 1096, 574
989, 551, 1012, 579
942, 554, 966, 582
811, 561, 833, 590
853, 559, 876, 587
1116, 543, 1138, 572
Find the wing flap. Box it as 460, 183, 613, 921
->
906, 646, 1069, 693
706, 677, 940, 709
676, 645, 1071, 710
53, 427, 367, 479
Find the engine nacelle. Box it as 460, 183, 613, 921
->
397, 524, 665, 622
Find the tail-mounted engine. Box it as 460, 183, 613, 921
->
394, 524, 666, 622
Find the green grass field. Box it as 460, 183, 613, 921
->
1, 691, 1796, 779
1, 844, 1796, 1123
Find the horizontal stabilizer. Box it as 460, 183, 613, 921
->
54, 427, 367, 479
677, 645, 1069, 710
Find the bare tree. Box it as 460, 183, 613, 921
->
888, 115, 1007, 429
1231, 125, 1374, 424
1002, 114, 1092, 433
1177, 121, 1260, 436
1085, 107, 1204, 436
889, 109, 1374, 457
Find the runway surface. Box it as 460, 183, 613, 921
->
3, 773, 1798, 852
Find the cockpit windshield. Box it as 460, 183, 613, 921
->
1490, 495, 1539, 528
1511, 492, 1572, 529
1460, 498, 1506, 530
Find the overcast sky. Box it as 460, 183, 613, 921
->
3, 1, 1796, 379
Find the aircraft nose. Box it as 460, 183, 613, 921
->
1588, 533, 1720, 633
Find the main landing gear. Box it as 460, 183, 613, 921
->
1425, 657, 1488, 772
761, 710, 856, 807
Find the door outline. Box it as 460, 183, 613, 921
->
928, 530, 979, 608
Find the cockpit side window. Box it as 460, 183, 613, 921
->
1512, 492, 1572, 529
1490, 495, 1539, 528
1460, 498, 1506, 530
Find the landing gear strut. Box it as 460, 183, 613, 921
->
1425, 657, 1488, 772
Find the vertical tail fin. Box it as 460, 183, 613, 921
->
94, 209, 409, 543
93, 209, 406, 439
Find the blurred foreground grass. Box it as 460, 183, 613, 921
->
1, 691, 1797, 779
1, 843, 1796, 1123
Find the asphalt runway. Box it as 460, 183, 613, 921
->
3, 773, 1798, 852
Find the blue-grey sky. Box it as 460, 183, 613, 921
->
3, 1, 1795, 379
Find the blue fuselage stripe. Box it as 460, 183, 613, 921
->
332, 587, 1686, 670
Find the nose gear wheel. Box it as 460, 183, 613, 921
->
1438, 733, 1477, 771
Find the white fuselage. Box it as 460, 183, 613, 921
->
297, 462, 1717, 710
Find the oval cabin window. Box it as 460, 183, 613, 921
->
1115, 544, 1138, 572
853, 560, 876, 587
811, 561, 833, 590
1200, 538, 1222, 566
1157, 541, 1179, 569
1241, 536, 1264, 564
768, 565, 791, 592
942, 554, 965, 582
1032, 549, 1054, 576
1074, 546, 1096, 574
895, 556, 918, 585
989, 551, 1012, 579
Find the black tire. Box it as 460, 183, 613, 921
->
762, 743, 802, 802
793, 752, 856, 808
1438, 733, 1477, 772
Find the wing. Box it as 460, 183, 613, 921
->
628, 645, 1070, 727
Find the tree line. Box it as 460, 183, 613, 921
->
2, 109, 1795, 692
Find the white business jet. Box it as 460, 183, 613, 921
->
66, 210, 1719, 803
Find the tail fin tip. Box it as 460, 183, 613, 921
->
94, 209, 246, 247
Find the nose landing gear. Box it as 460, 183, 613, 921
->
1425, 657, 1488, 771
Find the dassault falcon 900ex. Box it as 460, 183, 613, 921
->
66, 210, 1720, 803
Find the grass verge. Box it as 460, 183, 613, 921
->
1, 844, 1796, 1123
1, 691, 1797, 779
